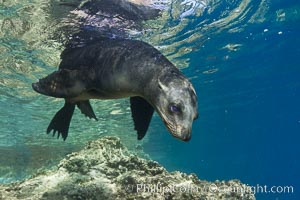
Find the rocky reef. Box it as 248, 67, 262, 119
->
0, 137, 255, 200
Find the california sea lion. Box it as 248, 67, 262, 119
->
32, 36, 198, 141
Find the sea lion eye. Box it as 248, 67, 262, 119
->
170, 104, 181, 113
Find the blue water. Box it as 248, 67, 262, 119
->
142, 1, 300, 199
1, 0, 299, 199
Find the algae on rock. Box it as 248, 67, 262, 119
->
0, 137, 255, 200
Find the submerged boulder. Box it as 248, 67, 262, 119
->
0, 137, 255, 200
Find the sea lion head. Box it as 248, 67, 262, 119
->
154, 71, 198, 141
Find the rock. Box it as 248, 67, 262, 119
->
0, 137, 255, 200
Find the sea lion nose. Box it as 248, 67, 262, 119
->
182, 134, 191, 142
181, 129, 192, 142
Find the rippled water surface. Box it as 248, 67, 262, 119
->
1, 0, 299, 199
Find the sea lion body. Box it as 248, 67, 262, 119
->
33, 37, 198, 141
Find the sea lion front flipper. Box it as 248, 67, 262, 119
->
47, 101, 75, 141
77, 100, 98, 120
130, 96, 154, 140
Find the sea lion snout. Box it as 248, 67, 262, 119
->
177, 126, 192, 142
182, 132, 191, 142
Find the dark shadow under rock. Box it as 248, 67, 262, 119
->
0, 137, 255, 200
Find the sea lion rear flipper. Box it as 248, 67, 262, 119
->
47, 101, 75, 141
32, 69, 86, 98
77, 100, 98, 120
130, 96, 154, 140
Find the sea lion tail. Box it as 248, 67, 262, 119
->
32, 69, 86, 98
47, 101, 75, 141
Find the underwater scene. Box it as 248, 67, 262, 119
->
0, 0, 299, 199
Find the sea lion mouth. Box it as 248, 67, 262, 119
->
162, 118, 177, 136
159, 111, 191, 142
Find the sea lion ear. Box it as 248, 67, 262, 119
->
189, 82, 197, 96
158, 77, 169, 92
